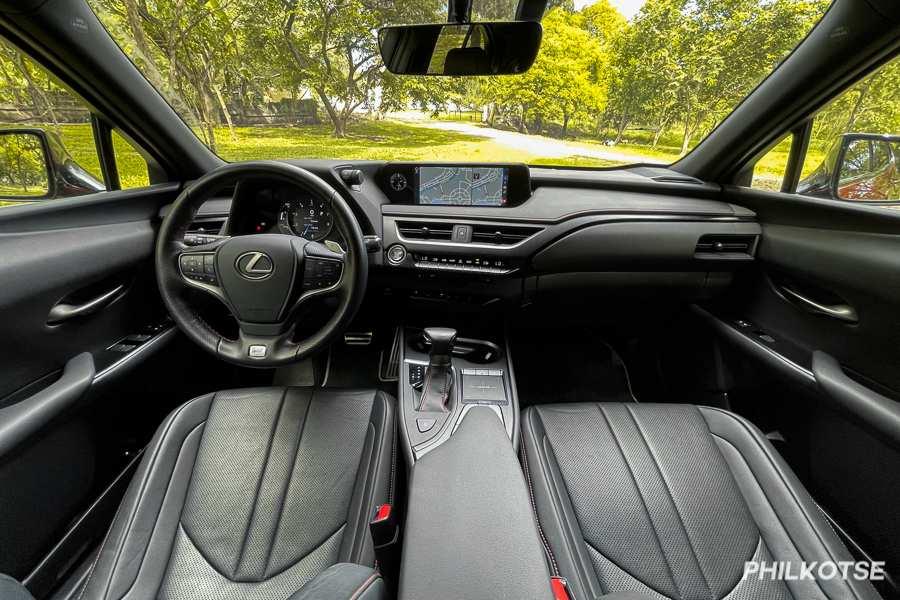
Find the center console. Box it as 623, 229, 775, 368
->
398, 407, 552, 599
397, 326, 518, 463
394, 326, 553, 598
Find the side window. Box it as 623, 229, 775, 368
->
750, 134, 792, 191
742, 56, 898, 204
0, 36, 153, 207
796, 57, 900, 203
112, 130, 151, 189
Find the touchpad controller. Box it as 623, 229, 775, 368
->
461, 369, 508, 405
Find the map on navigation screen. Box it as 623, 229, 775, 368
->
417, 166, 508, 206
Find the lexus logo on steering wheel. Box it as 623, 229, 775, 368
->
235, 251, 274, 280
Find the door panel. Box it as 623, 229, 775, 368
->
0, 186, 178, 583
754, 222, 900, 394
713, 185, 900, 594
0, 220, 154, 398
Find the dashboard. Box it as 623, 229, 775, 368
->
192, 160, 762, 305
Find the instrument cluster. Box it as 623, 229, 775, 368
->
244, 185, 338, 245
278, 192, 334, 241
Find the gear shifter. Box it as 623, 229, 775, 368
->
417, 327, 457, 412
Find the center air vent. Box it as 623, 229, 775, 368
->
471, 224, 542, 246
695, 234, 758, 259
397, 221, 454, 241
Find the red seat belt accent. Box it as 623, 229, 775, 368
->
550, 576, 570, 600
373, 503, 391, 523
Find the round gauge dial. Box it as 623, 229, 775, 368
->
389, 172, 408, 191
287, 196, 333, 241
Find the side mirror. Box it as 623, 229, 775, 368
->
378, 21, 542, 76
0, 130, 51, 200
833, 134, 900, 202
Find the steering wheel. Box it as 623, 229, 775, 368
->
155, 161, 368, 367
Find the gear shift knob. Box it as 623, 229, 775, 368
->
424, 327, 457, 367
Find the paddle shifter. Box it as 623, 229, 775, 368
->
417, 327, 457, 412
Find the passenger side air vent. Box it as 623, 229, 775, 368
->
471, 224, 542, 246
397, 221, 454, 241
695, 234, 758, 260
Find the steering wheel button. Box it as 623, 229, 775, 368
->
248, 345, 267, 358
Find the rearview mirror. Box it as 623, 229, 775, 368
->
0, 130, 50, 199
834, 134, 900, 202
378, 21, 542, 76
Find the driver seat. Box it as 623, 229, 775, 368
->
79, 387, 394, 600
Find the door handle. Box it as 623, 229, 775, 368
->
777, 285, 858, 323
47, 284, 126, 324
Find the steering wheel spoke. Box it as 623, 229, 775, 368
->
218, 326, 299, 364
178, 247, 225, 298
295, 241, 347, 306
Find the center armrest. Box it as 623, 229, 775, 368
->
398, 407, 553, 600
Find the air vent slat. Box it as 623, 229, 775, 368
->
471, 224, 542, 246
397, 221, 542, 245
187, 218, 226, 235
397, 221, 454, 241
695, 234, 758, 260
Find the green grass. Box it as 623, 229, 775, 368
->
56, 123, 104, 182
209, 120, 544, 164
750, 136, 826, 191
0, 118, 830, 208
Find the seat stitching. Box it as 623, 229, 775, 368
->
348, 573, 381, 600
711, 432, 827, 600
261, 388, 315, 576
719, 537, 782, 600
177, 521, 347, 581
370, 393, 392, 537
525, 409, 562, 576
581, 536, 676, 600
83, 394, 211, 600
122, 420, 208, 600
623, 403, 714, 600
387, 393, 397, 506
519, 414, 559, 576
77, 480, 125, 600
595, 404, 684, 599
348, 421, 378, 564
345, 390, 389, 564
534, 407, 609, 595
234, 388, 289, 577
702, 407, 863, 600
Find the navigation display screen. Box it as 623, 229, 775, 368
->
417, 166, 508, 206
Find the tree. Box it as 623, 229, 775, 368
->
273, 0, 442, 136
604, 0, 830, 154
484, 8, 611, 137
91, 0, 259, 150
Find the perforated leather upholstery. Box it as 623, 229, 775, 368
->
521, 403, 881, 600
80, 387, 395, 600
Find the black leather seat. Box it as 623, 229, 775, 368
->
521, 403, 881, 600
79, 387, 395, 600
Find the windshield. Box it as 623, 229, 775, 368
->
88, 0, 831, 168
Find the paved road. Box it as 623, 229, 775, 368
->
412, 118, 659, 164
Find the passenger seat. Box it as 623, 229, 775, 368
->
521, 403, 881, 600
